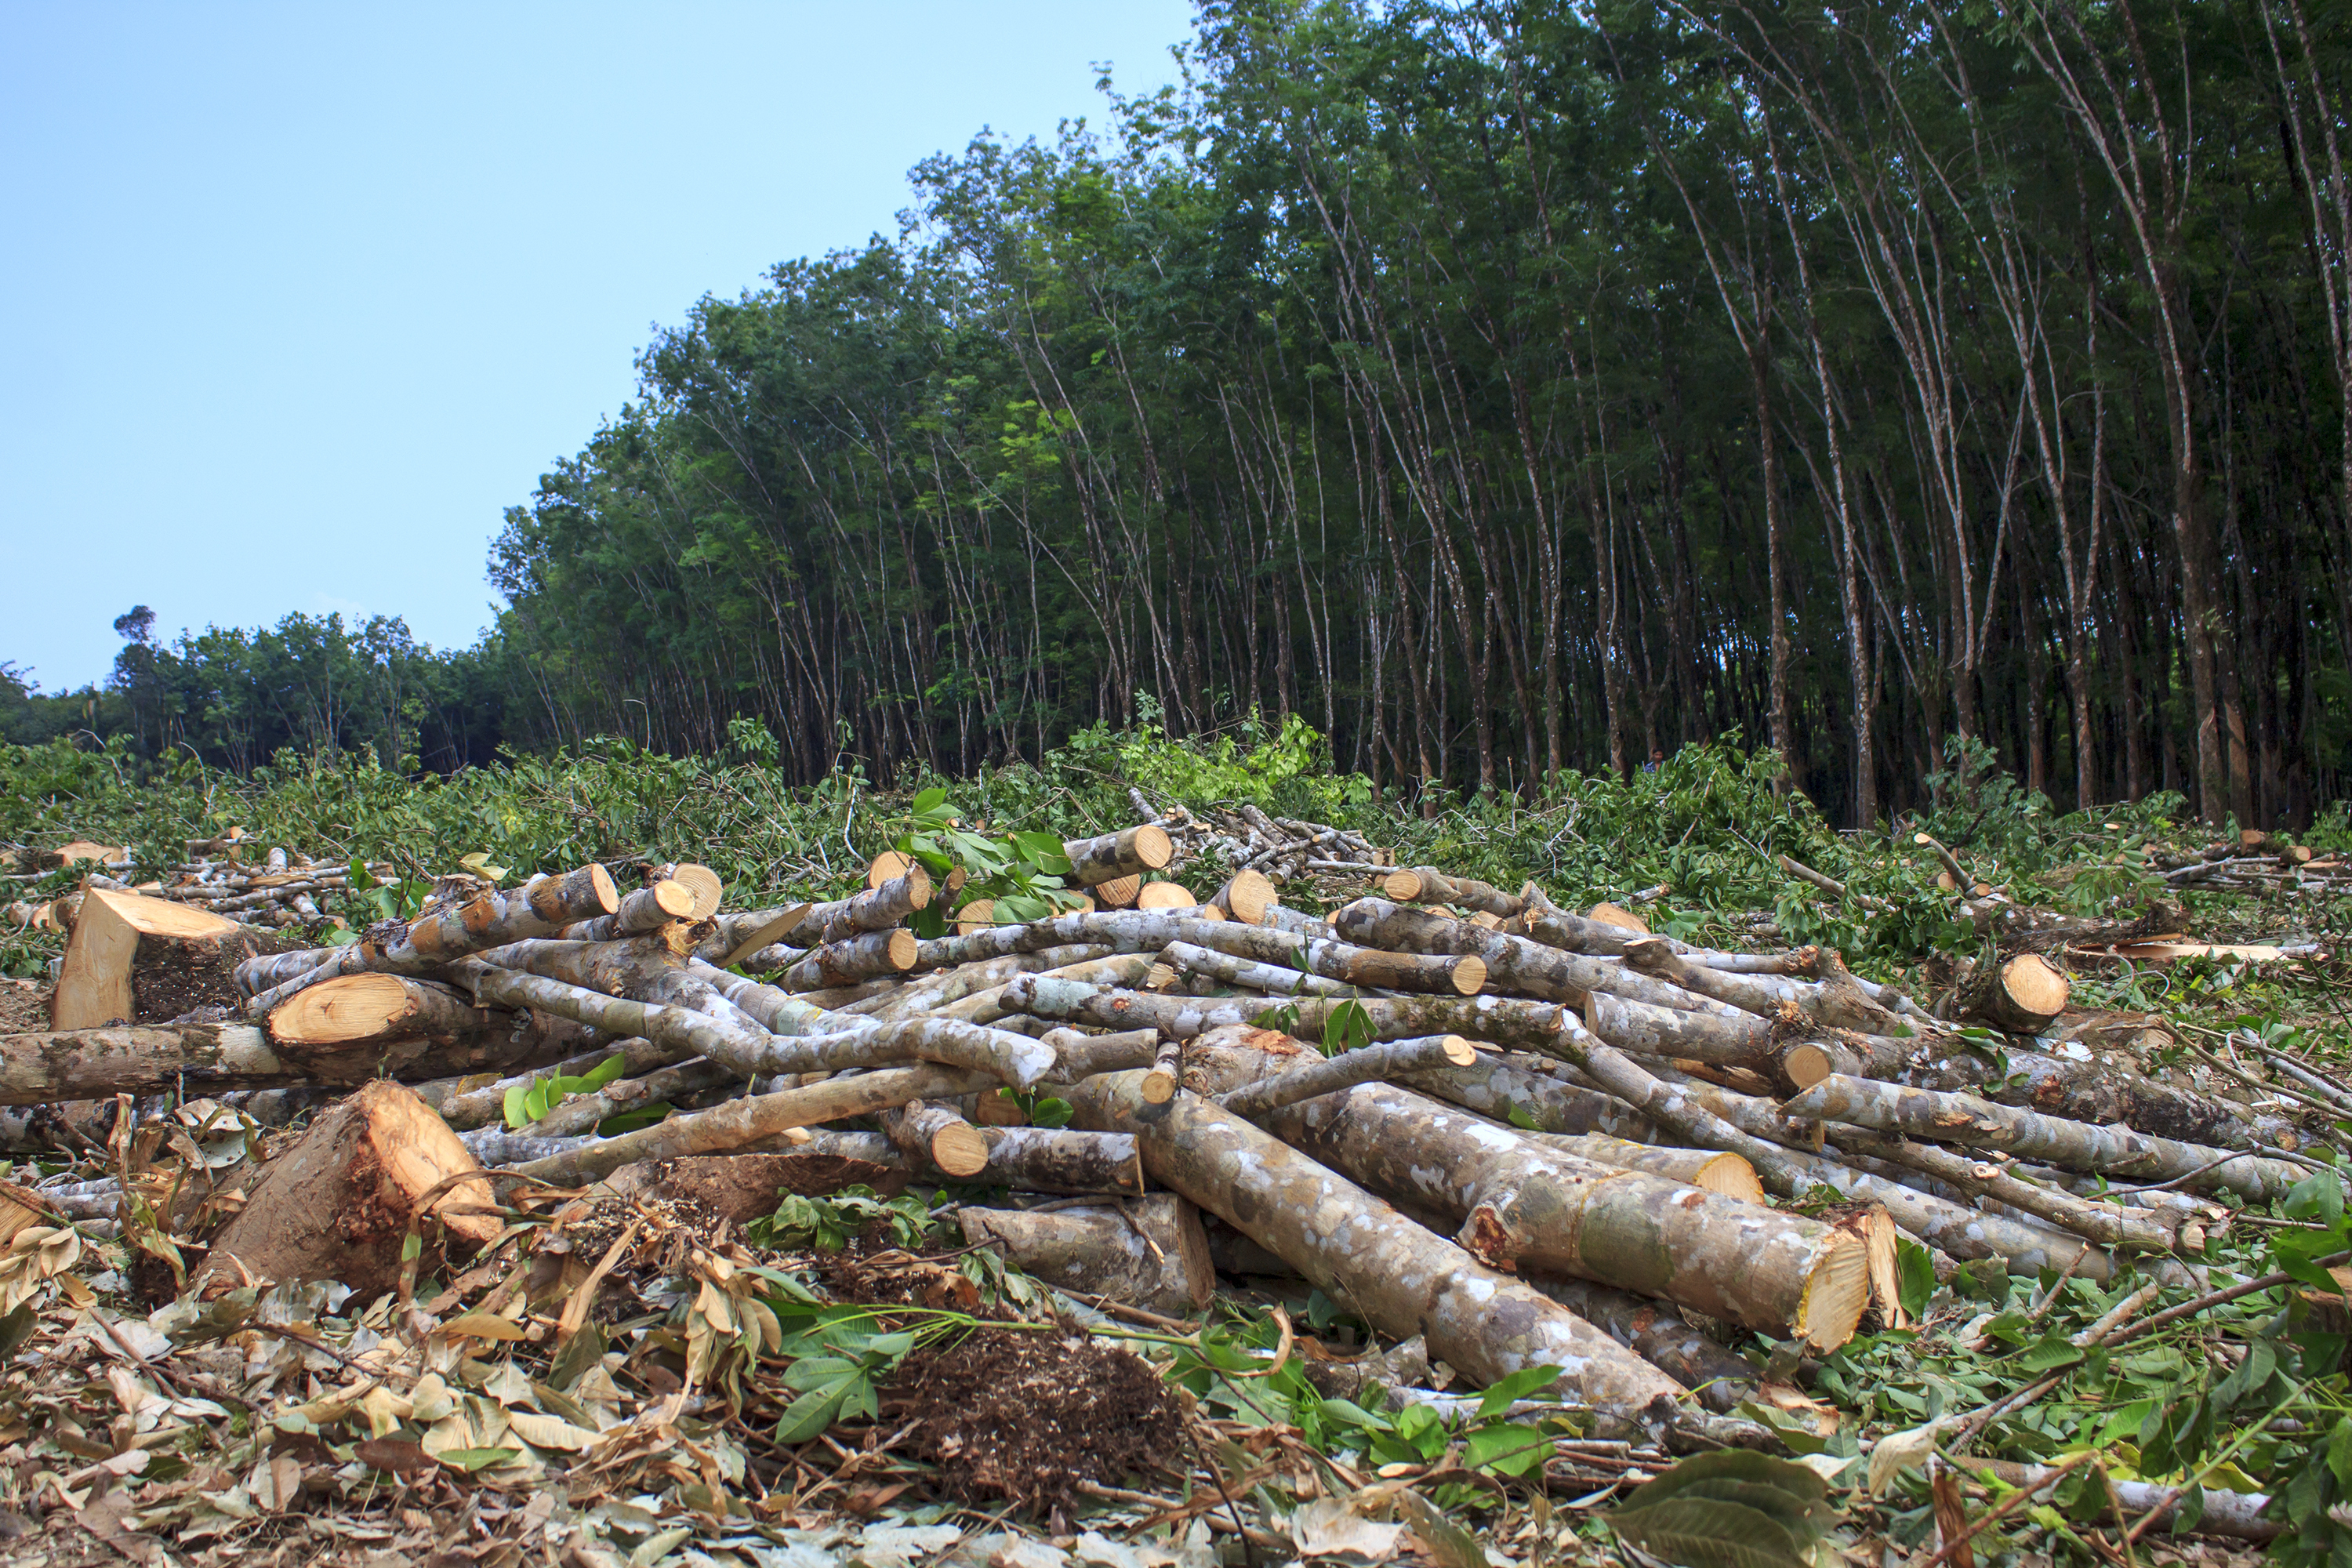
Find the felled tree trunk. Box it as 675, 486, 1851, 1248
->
1907, 1046, 2292, 1152
777, 929, 920, 992
1064, 825, 1174, 886
1258, 1080, 1870, 1349
1784, 1074, 2307, 1203
1379, 868, 1523, 918
1215, 1036, 1479, 1117
1000, 976, 1577, 1051
509, 1063, 996, 1185
1620, 938, 1907, 1035
562, 879, 697, 941
1333, 900, 1721, 1014
884, 1100, 991, 1178
0, 1018, 561, 1102
1820, 1126, 2190, 1254
200, 1080, 502, 1298
52, 889, 251, 1029
1206, 869, 1278, 924
268, 975, 507, 1053
1044, 1027, 1160, 1080
1062, 1070, 1691, 1415
1523, 1275, 1760, 1414
699, 866, 931, 960
1956, 953, 2071, 1034
1154, 942, 1356, 998
959, 1194, 1210, 1316
1178, 922, 1488, 995
973, 1127, 1148, 1195
1537, 1133, 1766, 1204
1401, 1051, 1659, 1141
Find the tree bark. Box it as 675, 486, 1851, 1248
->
1378, 868, 1524, 917
958, 1195, 1209, 1316
1215, 1036, 1480, 1117
777, 928, 920, 992
1260, 1080, 1870, 1349
1061, 1069, 1691, 1415
1063, 826, 1175, 886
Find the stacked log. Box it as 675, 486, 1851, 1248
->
4, 807, 2334, 1438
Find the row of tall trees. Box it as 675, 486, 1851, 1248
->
490, 0, 2352, 825
3, 609, 510, 775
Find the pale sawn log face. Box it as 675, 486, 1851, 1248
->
1062, 1069, 1690, 1414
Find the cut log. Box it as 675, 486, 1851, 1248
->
999, 977, 1577, 1052
509, 1063, 996, 1185
1064, 825, 1174, 886
52, 888, 248, 1029
866, 850, 915, 890
778, 928, 920, 992
518, 1056, 735, 1138
49, 840, 127, 869
1259, 1080, 1869, 1349
1958, 953, 2071, 1034
1784, 1074, 2309, 1203
403, 865, 620, 961
1584, 991, 1772, 1067
1403, 1052, 1660, 1141
1134, 882, 1196, 911
1095, 874, 1142, 909
1045, 1027, 1165, 1080
618, 1149, 906, 1224
268, 975, 506, 1051
974, 1126, 1148, 1194
1378, 867, 1523, 918
662, 863, 725, 919
1907, 1046, 2287, 1152
1818, 1127, 2192, 1254
1062, 1072, 1690, 1415
1537, 1133, 1766, 1205
954, 898, 997, 933
0, 1018, 557, 1102
884, 1100, 991, 1178
1334, 900, 1721, 1014
958, 1195, 1210, 1316
1523, 1276, 1760, 1414
199, 1080, 500, 1298
1207, 869, 1278, 925
563, 879, 697, 941
1621, 937, 1907, 1035
1587, 902, 1650, 935
1215, 1036, 1479, 1118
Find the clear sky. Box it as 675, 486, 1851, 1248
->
0, 1, 1195, 691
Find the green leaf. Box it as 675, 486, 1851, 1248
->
502, 1084, 532, 1131
773, 1376, 861, 1444
1610, 1499, 1811, 1568
1465, 1422, 1549, 1477
1895, 1238, 1936, 1319
2329, 1416, 2352, 1493
1029, 1096, 1074, 1130
435, 1446, 522, 1473
2283, 1170, 2345, 1224
575, 1054, 630, 1093
0, 1303, 34, 1360
1320, 998, 1374, 1057
911, 787, 948, 815
2014, 1336, 2086, 1373
1477, 1363, 1562, 1418
597, 1103, 670, 1136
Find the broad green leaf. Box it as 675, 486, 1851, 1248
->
1610, 1499, 1810, 1568
1464, 1422, 1548, 1477
575, 1054, 629, 1093
1477, 1363, 1562, 1418
1895, 1238, 1936, 1319
435, 1446, 522, 1473
2014, 1336, 2085, 1373
2283, 1170, 2344, 1224
502, 1084, 532, 1130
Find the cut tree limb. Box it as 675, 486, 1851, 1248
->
268, 975, 507, 1052
1214, 1036, 1479, 1118
1957, 953, 2071, 1034
1784, 1074, 2309, 1203
1259, 1080, 1869, 1349
1379, 867, 1523, 918
959, 1195, 1209, 1316
1065, 826, 1174, 886
1062, 1070, 1692, 1415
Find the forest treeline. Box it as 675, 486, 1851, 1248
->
19, 0, 2352, 826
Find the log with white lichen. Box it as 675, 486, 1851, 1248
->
1379, 867, 1524, 918
1523, 1275, 1762, 1414
884, 1100, 992, 1178
1534, 1133, 1767, 1204
1333, 900, 1726, 1014
561, 878, 698, 941
1784, 1074, 2310, 1203
971, 1125, 1149, 1194
959, 1194, 1209, 1316
0, 1015, 566, 1103
1178, 920, 1488, 995
1257, 1080, 1870, 1349
1214, 1036, 1480, 1117
776, 928, 920, 992
1619, 937, 1908, 1035
1401, 1051, 1661, 1141
695, 866, 931, 961
1815, 1124, 2192, 1254
1957, 953, 2071, 1034
1044, 1027, 1161, 1080
1155, 941, 1358, 997
1063, 825, 1175, 886
1062, 1070, 1693, 1415
508, 1063, 997, 1185
998, 975, 1577, 1051
1906, 1046, 2296, 1152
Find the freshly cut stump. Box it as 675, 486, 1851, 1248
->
200, 1080, 500, 1298
52, 889, 247, 1029
958, 1193, 1212, 1316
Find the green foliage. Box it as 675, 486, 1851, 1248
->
1609, 1450, 1842, 1568
501, 1054, 630, 1131
888, 787, 1084, 928
746, 1186, 946, 1255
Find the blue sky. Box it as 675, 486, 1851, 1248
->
1, 2, 1194, 690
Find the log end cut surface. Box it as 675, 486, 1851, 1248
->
270, 973, 418, 1045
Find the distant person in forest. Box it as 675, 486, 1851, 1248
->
1640, 747, 1665, 774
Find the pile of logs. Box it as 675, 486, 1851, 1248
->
3, 813, 2336, 1440
6, 833, 402, 932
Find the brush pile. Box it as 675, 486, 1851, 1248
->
0, 800, 2337, 1555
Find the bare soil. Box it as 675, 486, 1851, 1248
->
899, 1327, 1182, 1514
132, 927, 311, 1024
